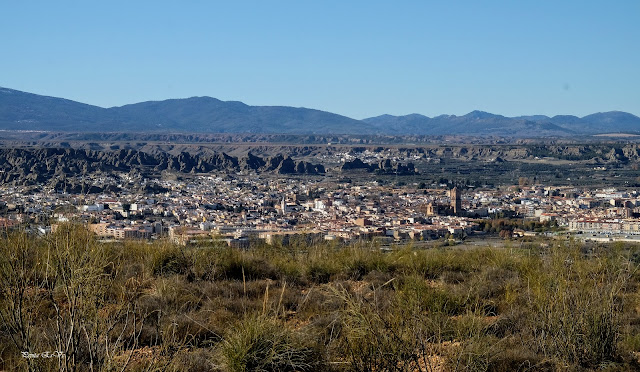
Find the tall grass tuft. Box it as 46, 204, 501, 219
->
219, 315, 320, 372
524, 241, 631, 368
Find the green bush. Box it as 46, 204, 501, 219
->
306, 261, 339, 284
149, 244, 193, 276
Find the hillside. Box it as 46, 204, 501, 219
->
1, 227, 638, 370
0, 87, 370, 134
363, 110, 640, 136
2, 87, 640, 137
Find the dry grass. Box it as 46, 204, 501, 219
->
1, 225, 640, 371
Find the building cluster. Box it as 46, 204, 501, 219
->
511, 186, 640, 237
0, 175, 479, 245
4, 174, 640, 244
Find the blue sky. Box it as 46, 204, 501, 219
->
1, 1, 639, 119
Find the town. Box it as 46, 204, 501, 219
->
3, 171, 639, 246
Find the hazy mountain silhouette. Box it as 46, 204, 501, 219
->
0, 87, 369, 134
1, 87, 639, 137
363, 112, 575, 136
364, 110, 640, 136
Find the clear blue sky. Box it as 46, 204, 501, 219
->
2, 0, 639, 119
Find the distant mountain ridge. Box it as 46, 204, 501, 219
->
1, 87, 639, 137
0, 87, 369, 134
363, 111, 640, 136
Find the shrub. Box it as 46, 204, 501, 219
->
219, 315, 320, 372
149, 244, 193, 276
395, 275, 465, 316
523, 242, 630, 368
215, 249, 278, 281
306, 261, 339, 284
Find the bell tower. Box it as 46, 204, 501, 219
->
450, 187, 461, 216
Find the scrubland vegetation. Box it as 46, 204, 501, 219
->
2, 225, 640, 371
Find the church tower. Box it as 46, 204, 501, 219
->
450, 187, 461, 216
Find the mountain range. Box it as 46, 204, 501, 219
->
1, 87, 639, 137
